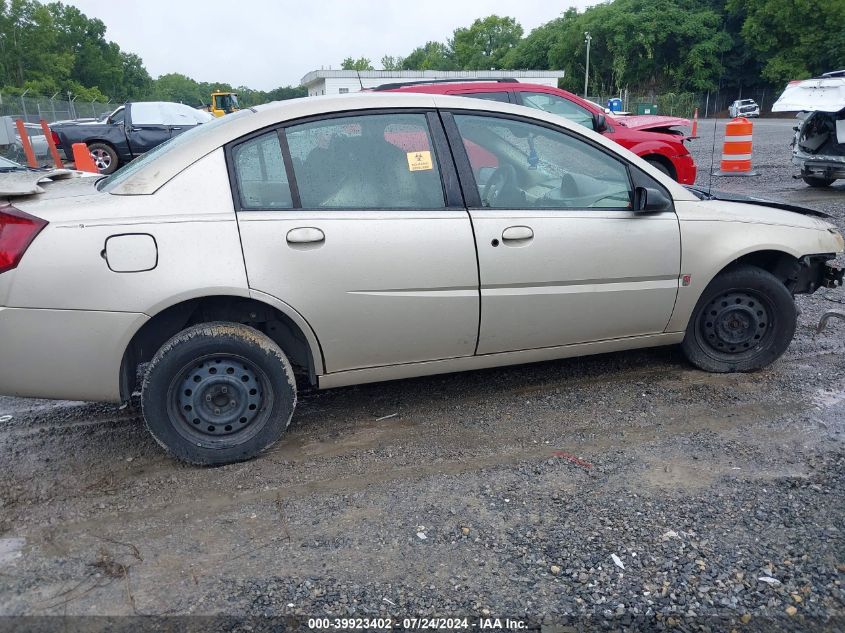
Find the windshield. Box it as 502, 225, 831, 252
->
218, 94, 239, 112
97, 108, 251, 192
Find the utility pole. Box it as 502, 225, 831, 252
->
583, 32, 592, 99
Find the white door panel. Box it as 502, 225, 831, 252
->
471, 209, 680, 354
239, 211, 479, 372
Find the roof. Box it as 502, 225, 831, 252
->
300, 69, 566, 86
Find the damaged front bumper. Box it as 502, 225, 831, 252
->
790, 256, 844, 294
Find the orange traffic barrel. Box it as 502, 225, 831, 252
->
72, 142, 99, 173
715, 117, 758, 176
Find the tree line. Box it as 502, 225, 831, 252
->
2, 0, 841, 107
0, 0, 305, 105
343, 0, 844, 95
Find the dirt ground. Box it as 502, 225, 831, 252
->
1, 118, 843, 631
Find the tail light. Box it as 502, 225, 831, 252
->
51, 131, 61, 146
0, 205, 48, 275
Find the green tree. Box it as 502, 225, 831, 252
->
727, 0, 845, 85
341, 56, 374, 71
401, 41, 456, 70
380, 55, 404, 70
547, 0, 730, 94
265, 85, 307, 101
151, 72, 205, 104
502, 12, 575, 70
452, 15, 523, 70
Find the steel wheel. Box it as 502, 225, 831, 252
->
682, 265, 796, 373
167, 353, 273, 445
695, 290, 775, 361
142, 322, 297, 464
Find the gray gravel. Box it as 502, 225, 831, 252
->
0, 117, 843, 631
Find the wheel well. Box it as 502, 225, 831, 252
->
728, 250, 798, 284
120, 296, 317, 400
86, 140, 116, 151
643, 154, 676, 180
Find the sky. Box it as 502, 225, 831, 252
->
63, 0, 593, 91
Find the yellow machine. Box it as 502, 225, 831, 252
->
205, 92, 240, 117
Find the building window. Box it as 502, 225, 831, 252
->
338, 88, 349, 94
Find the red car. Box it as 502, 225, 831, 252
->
374, 80, 696, 184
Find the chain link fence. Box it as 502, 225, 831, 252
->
588, 87, 782, 119
0, 93, 115, 124
0, 94, 117, 166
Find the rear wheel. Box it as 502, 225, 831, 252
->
802, 174, 835, 188
141, 322, 297, 465
87, 142, 119, 174
681, 266, 796, 373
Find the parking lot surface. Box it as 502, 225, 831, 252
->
1, 118, 843, 630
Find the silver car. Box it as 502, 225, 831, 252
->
0, 94, 842, 464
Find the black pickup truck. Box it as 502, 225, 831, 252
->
50, 101, 214, 174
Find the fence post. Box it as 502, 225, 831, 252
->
20, 90, 29, 123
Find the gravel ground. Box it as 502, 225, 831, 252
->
0, 118, 843, 632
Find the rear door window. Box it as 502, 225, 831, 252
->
285, 113, 445, 209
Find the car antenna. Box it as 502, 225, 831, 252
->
356, 70, 364, 91
707, 114, 718, 196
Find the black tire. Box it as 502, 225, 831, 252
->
87, 142, 119, 174
681, 265, 796, 373
802, 175, 835, 188
141, 322, 297, 465
645, 157, 674, 180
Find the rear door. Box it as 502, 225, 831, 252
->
442, 110, 681, 355
232, 110, 480, 373
124, 103, 172, 155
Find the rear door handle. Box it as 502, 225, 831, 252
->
501, 226, 534, 242
286, 227, 325, 244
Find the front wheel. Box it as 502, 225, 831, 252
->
141, 322, 297, 465
681, 266, 796, 373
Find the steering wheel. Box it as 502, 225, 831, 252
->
559, 172, 579, 198
482, 164, 519, 207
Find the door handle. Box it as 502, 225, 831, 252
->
286, 227, 325, 244
501, 226, 534, 242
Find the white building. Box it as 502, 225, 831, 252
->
300, 70, 566, 96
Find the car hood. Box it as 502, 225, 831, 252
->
773, 75, 845, 112
613, 114, 691, 132
683, 187, 835, 228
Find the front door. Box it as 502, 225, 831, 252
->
445, 112, 681, 355
232, 111, 479, 373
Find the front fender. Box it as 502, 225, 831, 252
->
666, 212, 842, 332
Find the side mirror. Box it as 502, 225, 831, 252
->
593, 113, 608, 133
635, 186, 673, 213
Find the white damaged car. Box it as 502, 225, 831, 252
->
773, 70, 845, 187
